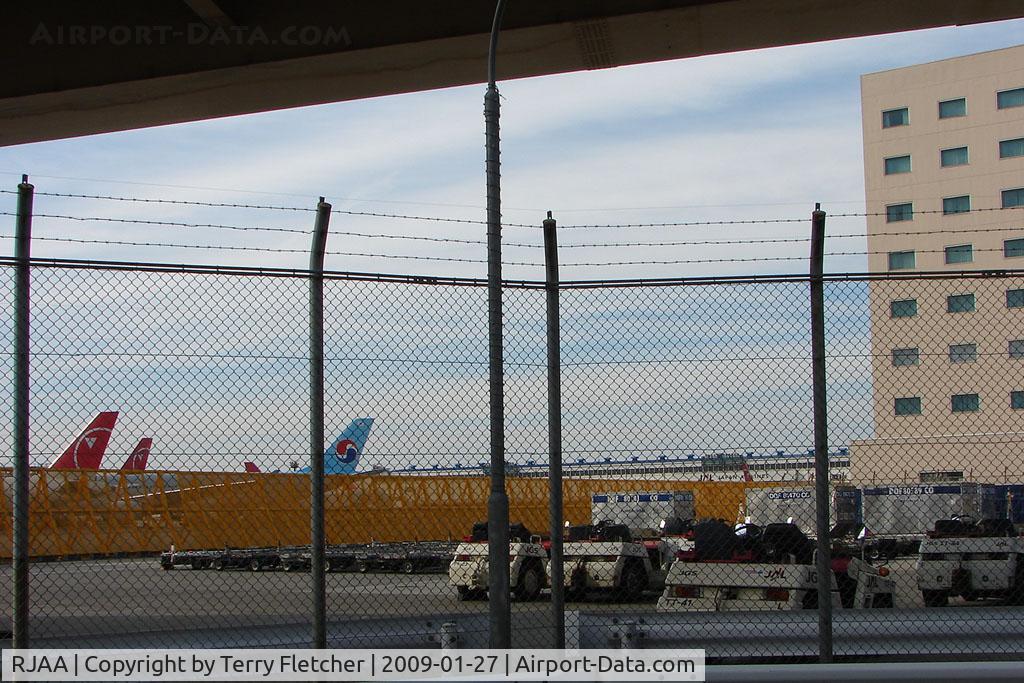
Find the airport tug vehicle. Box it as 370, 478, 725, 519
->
916, 516, 1024, 607
658, 519, 895, 611
549, 491, 696, 602
448, 522, 548, 601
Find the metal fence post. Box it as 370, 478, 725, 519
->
13, 175, 33, 648
485, 0, 511, 648
809, 203, 833, 662
543, 211, 565, 648
309, 196, 331, 648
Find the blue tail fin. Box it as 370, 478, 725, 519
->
323, 418, 374, 475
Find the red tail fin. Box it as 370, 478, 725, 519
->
121, 438, 152, 471
49, 411, 119, 469
244, 461, 261, 473
742, 462, 753, 483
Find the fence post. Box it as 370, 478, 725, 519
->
485, 0, 511, 648
309, 196, 331, 648
13, 175, 33, 648
809, 203, 833, 662
543, 211, 565, 648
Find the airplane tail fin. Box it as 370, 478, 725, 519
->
324, 418, 374, 475
244, 461, 261, 473
49, 411, 119, 469
120, 438, 152, 471
741, 461, 753, 483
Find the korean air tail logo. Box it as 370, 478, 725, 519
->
72, 427, 112, 468
335, 439, 359, 464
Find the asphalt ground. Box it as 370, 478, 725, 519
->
0, 556, 1006, 648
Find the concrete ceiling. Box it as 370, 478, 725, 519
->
2, 0, 1022, 146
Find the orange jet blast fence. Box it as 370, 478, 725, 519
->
0, 467, 769, 559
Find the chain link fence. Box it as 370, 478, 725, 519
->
3, 257, 1024, 660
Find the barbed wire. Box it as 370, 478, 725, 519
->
8, 211, 1024, 253
6, 231, 1024, 267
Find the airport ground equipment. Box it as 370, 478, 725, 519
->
745, 485, 861, 534
447, 522, 548, 601
548, 491, 697, 601
916, 516, 1024, 606
160, 540, 458, 573
861, 483, 985, 559
658, 519, 894, 611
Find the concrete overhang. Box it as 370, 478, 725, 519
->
2, 0, 1022, 146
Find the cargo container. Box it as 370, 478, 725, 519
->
744, 485, 861, 534
590, 490, 695, 532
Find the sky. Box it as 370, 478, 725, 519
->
2, 20, 1022, 471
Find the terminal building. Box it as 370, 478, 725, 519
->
850, 45, 1024, 484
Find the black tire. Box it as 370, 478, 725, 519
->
619, 562, 648, 603
402, 560, 416, 575
873, 593, 894, 608
161, 563, 174, 571
457, 586, 471, 601
514, 563, 543, 602
212, 558, 225, 571
249, 559, 261, 572
282, 562, 293, 572
191, 560, 203, 571
566, 567, 588, 602
357, 560, 369, 573
922, 590, 948, 607
324, 559, 333, 573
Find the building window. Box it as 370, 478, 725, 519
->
892, 347, 920, 366
997, 87, 1024, 109
943, 195, 971, 214
1008, 289, 1024, 308
951, 393, 980, 413
886, 203, 913, 222
1012, 391, 1024, 409
884, 155, 911, 175
947, 293, 975, 313
888, 250, 915, 270
939, 98, 966, 119
1000, 138, 1024, 159
890, 299, 917, 318
949, 343, 977, 364
894, 397, 921, 416
1006, 238, 1024, 258
941, 146, 968, 167
1010, 340, 1024, 359
944, 244, 973, 264
882, 107, 909, 128
1004, 188, 1024, 208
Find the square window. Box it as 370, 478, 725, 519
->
888, 250, 916, 270
1008, 289, 1024, 308
1004, 189, 1024, 208
894, 397, 921, 416
941, 147, 969, 167
1005, 238, 1024, 258
884, 155, 911, 175
1010, 340, 1024, 359
947, 293, 975, 313
951, 393, 980, 413
882, 107, 909, 128
944, 244, 973, 264
939, 98, 966, 118
1001, 138, 1024, 159
997, 87, 1024, 109
892, 347, 920, 366
886, 203, 913, 222
1012, 391, 1024, 409
943, 195, 971, 214
949, 343, 977, 363
890, 299, 917, 318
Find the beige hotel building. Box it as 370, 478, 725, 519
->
849, 45, 1024, 484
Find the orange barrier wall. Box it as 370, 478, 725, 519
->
0, 468, 776, 558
